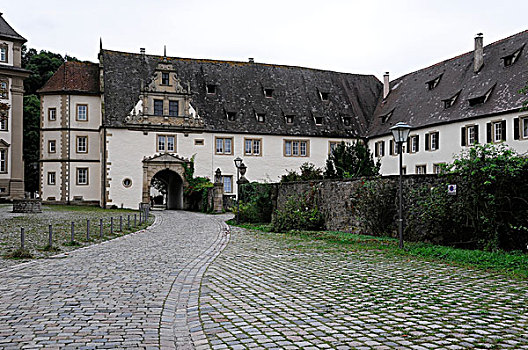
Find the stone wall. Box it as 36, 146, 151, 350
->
275, 175, 443, 232
12, 199, 42, 213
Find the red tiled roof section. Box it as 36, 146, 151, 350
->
38, 61, 100, 94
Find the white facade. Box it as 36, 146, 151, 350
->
369, 111, 528, 175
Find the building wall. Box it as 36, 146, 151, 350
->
368, 110, 528, 175
40, 94, 101, 203
105, 127, 354, 208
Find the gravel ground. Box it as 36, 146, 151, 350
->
0, 204, 153, 270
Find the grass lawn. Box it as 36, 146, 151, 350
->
0, 205, 154, 267
229, 221, 528, 279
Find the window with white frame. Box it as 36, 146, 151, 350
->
0, 149, 6, 173
409, 135, 419, 153
425, 131, 440, 151
157, 135, 175, 152
284, 139, 308, 157
48, 108, 57, 121
523, 117, 528, 139
415, 165, 426, 174
77, 168, 88, 185
244, 138, 261, 156
494, 122, 503, 143
215, 137, 233, 155
433, 163, 444, 174
76, 136, 87, 153
48, 172, 56, 185
487, 121, 506, 143
329, 141, 340, 154
374, 141, 385, 157
76, 105, 88, 121
0, 45, 7, 63
222, 175, 233, 193
48, 140, 56, 153
468, 125, 477, 145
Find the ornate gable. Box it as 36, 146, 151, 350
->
125, 58, 204, 130
143, 153, 189, 164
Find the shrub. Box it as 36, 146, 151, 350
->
237, 182, 274, 223
271, 188, 324, 232
352, 179, 396, 236
281, 162, 323, 183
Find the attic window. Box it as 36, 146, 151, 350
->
206, 84, 217, 94
320, 91, 329, 101
502, 46, 523, 67
468, 86, 494, 107
264, 88, 274, 98
314, 116, 323, 125
162, 72, 170, 85
443, 91, 460, 109
285, 115, 294, 124
380, 110, 393, 124
342, 116, 351, 126
256, 113, 265, 123
226, 111, 237, 121
426, 75, 442, 90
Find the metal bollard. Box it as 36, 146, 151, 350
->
87, 219, 90, 240
134, 214, 137, 227
48, 225, 53, 247
139, 211, 142, 224
99, 218, 103, 239
71, 222, 75, 243
20, 227, 25, 250
120, 216, 123, 232
127, 214, 130, 230
111, 217, 114, 235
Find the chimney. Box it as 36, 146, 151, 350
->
140, 48, 146, 55
474, 33, 483, 73
383, 72, 390, 99
248, 58, 254, 63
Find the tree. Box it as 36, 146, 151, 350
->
280, 162, 323, 183
324, 141, 380, 179
21, 47, 78, 194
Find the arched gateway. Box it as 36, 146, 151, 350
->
142, 154, 190, 210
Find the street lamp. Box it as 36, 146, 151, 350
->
234, 157, 243, 223
390, 122, 412, 249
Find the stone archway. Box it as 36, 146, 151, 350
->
142, 153, 190, 209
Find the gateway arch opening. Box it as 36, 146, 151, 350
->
150, 169, 184, 210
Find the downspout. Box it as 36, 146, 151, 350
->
102, 127, 107, 208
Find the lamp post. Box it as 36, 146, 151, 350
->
390, 122, 412, 249
234, 157, 243, 224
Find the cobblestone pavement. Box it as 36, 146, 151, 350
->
200, 228, 528, 350
0, 211, 230, 349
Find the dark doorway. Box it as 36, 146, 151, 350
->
150, 169, 184, 210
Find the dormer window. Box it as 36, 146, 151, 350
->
206, 84, 217, 94
426, 74, 442, 90
314, 116, 323, 125
501, 46, 523, 67
380, 110, 393, 124
285, 115, 294, 124
161, 72, 170, 85
468, 86, 494, 107
226, 111, 237, 121
256, 113, 265, 123
319, 91, 329, 101
264, 88, 274, 98
442, 91, 461, 109
342, 116, 351, 126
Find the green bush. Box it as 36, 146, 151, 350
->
352, 179, 396, 236
271, 189, 324, 232
280, 162, 323, 183
237, 182, 274, 223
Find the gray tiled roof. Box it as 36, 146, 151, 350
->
369, 30, 528, 137
0, 13, 26, 42
101, 50, 382, 137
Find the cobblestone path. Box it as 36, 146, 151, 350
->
0, 211, 229, 350
200, 228, 528, 350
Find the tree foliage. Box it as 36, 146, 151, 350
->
280, 162, 323, 183
324, 141, 380, 179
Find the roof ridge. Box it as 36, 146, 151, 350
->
100, 49, 377, 78
393, 28, 528, 82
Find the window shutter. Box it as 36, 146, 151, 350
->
486, 122, 492, 143
389, 140, 394, 155
425, 133, 430, 151
416, 135, 420, 152
381, 141, 385, 156
435, 132, 440, 150
474, 125, 479, 144
406, 139, 410, 153
514, 118, 520, 140
375, 143, 379, 157
501, 120, 506, 141
461, 127, 467, 146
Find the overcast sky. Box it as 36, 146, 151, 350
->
3, 0, 528, 80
